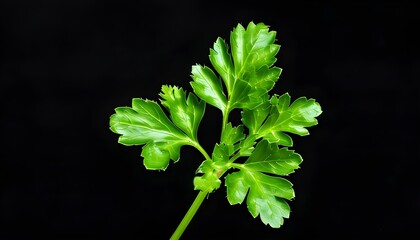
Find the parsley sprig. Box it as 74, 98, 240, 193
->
110, 21, 322, 239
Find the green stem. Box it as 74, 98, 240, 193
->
228, 151, 242, 164
230, 162, 245, 170
171, 104, 231, 239
168, 141, 211, 239
170, 191, 208, 240
192, 142, 212, 161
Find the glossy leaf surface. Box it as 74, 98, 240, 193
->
110, 97, 200, 170
258, 93, 322, 140
159, 85, 205, 141
225, 140, 300, 227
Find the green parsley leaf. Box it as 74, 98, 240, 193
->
258, 93, 322, 141
238, 134, 258, 156
190, 65, 227, 111
209, 37, 234, 92
241, 100, 270, 135
159, 85, 205, 141
225, 140, 299, 228
196, 21, 282, 114
225, 170, 292, 228
228, 22, 281, 110
141, 141, 183, 170
194, 160, 221, 192
243, 93, 322, 147
221, 123, 245, 155
245, 140, 302, 176
109, 98, 191, 170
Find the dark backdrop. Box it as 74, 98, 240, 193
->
1, 1, 419, 239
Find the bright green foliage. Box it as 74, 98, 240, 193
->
221, 123, 245, 155
194, 160, 221, 192
259, 93, 322, 137
109, 88, 204, 170
190, 65, 227, 111
194, 143, 229, 192
225, 140, 302, 227
159, 85, 205, 141
196, 21, 282, 113
241, 140, 303, 176
109, 21, 322, 231
243, 93, 322, 147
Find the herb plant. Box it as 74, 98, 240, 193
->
109, 21, 322, 239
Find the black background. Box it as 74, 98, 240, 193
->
1, 1, 419, 239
